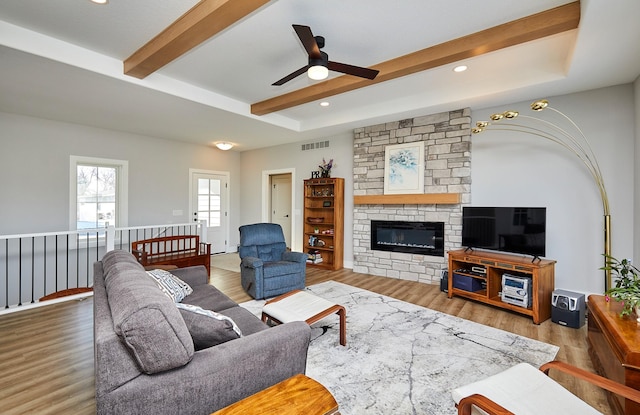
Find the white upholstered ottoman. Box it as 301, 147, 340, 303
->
451, 362, 602, 414
261, 290, 346, 346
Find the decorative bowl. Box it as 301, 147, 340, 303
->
308, 217, 324, 223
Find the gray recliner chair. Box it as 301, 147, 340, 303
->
238, 223, 307, 299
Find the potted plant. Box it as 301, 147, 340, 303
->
319, 158, 333, 178
602, 255, 640, 321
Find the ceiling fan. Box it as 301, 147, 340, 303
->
272, 24, 380, 86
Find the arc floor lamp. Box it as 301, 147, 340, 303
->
472, 99, 612, 291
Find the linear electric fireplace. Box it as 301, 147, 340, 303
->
371, 220, 444, 257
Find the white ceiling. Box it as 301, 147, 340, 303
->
0, 0, 639, 151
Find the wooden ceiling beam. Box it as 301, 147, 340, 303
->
251, 1, 580, 116
124, 0, 270, 79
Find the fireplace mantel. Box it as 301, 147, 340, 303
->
354, 193, 460, 205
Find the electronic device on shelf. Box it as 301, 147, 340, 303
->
462, 206, 546, 259
501, 273, 532, 308
454, 267, 486, 278
471, 266, 486, 275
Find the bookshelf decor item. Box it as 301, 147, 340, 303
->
319, 158, 333, 178
303, 177, 344, 270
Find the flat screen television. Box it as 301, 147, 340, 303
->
462, 207, 546, 258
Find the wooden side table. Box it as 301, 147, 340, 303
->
211, 374, 339, 415
587, 295, 640, 415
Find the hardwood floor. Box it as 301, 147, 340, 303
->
0, 266, 612, 414
0, 296, 95, 414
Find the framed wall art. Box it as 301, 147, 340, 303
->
383, 141, 425, 194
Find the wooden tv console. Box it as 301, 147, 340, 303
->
447, 249, 556, 324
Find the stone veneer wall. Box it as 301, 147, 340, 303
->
352, 109, 471, 284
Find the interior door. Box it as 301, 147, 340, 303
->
271, 174, 292, 248
191, 172, 228, 254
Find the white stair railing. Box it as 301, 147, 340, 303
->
0, 221, 206, 312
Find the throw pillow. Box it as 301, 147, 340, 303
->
105, 266, 195, 374
120, 304, 194, 374
147, 269, 193, 302
176, 303, 242, 350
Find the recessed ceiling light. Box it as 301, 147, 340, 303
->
90, 0, 108, 4
320, 101, 330, 107
453, 65, 468, 73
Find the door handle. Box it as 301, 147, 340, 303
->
285, 215, 289, 217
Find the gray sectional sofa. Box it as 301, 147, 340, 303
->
93, 250, 311, 415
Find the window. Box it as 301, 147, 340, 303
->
70, 156, 128, 230
197, 177, 221, 227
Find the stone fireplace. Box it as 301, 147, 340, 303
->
352, 109, 471, 284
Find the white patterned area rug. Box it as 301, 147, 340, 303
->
240, 281, 559, 415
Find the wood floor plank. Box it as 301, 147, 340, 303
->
0, 265, 613, 414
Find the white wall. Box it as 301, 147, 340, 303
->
238, 84, 636, 295
635, 76, 640, 263
239, 133, 354, 265
471, 85, 635, 295
1, 83, 636, 294
0, 112, 243, 249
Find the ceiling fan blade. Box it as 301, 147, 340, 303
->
328, 61, 379, 80
293, 24, 321, 59
272, 66, 309, 86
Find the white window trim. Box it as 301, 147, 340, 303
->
69, 155, 128, 231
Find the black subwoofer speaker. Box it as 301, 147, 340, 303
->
551, 289, 585, 328
440, 270, 448, 293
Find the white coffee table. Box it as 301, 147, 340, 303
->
261, 290, 346, 346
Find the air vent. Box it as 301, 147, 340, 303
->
301, 140, 330, 151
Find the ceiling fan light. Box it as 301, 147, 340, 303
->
308, 65, 329, 80
215, 142, 233, 151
